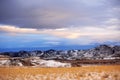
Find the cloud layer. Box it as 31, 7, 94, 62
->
0, 0, 120, 48
0, 24, 119, 40
0, 0, 119, 29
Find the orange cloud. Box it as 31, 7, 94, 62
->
0, 25, 120, 41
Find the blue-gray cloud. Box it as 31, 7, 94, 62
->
0, 0, 119, 29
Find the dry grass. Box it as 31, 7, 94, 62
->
0, 65, 120, 80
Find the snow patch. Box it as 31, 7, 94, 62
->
30, 57, 71, 67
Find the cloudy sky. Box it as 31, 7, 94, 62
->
0, 0, 120, 50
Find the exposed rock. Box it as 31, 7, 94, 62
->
0, 45, 120, 60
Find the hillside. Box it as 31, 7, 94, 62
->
0, 45, 120, 60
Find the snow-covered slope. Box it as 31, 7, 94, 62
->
0, 57, 71, 67
0, 45, 120, 60
29, 57, 71, 67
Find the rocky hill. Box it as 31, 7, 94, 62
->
0, 45, 120, 67
0, 45, 119, 60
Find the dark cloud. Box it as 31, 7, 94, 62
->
113, 0, 120, 6
0, 0, 119, 29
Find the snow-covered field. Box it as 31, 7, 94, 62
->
0, 57, 71, 67
0, 65, 120, 80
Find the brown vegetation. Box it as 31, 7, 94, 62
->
0, 65, 120, 80
56, 59, 120, 67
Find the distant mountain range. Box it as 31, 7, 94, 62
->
0, 45, 97, 52
0, 45, 120, 60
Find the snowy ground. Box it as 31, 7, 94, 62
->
0, 57, 71, 67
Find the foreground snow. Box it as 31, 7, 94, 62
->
30, 57, 71, 67
0, 57, 71, 67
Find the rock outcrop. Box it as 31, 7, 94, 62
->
0, 45, 120, 60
